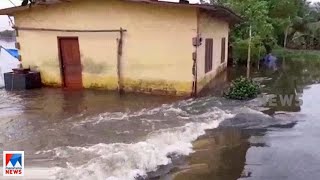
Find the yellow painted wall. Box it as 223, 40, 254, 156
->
14, 0, 197, 96
196, 10, 229, 93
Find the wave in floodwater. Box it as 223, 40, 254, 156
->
36, 97, 234, 180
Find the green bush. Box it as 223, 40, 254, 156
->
225, 77, 260, 100
233, 39, 266, 65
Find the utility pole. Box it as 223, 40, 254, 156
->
247, 25, 252, 78
284, 16, 291, 48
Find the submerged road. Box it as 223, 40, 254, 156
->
0, 57, 319, 180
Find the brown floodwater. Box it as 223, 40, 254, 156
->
160, 58, 320, 180
0, 57, 320, 180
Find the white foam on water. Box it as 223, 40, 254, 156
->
75, 103, 190, 126
43, 107, 234, 180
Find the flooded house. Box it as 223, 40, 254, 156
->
0, 0, 241, 96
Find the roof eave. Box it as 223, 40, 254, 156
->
0, 0, 243, 24
198, 5, 243, 25
0, 6, 29, 16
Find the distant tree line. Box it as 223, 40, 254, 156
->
201, 0, 320, 63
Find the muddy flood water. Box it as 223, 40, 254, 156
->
0, 57, 320, 180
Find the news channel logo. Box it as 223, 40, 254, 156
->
262, 94, 303, 107
3, 151, 24, 176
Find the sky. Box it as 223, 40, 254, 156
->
0, 0, 320, 30
0, 0, 20, 30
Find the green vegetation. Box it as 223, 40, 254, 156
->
274, 48, 320, 60
225, 77, 260, 100
201, 0, 320, 64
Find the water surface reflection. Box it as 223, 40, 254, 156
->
166, 57, 320, 180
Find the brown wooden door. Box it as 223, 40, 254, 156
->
58, 37, 82, 89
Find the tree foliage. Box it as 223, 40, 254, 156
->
201, 0, 320, 62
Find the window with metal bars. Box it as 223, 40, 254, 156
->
205, 38, 213, 73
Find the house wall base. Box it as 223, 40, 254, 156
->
197, 62, 227, 93
41, 74, 192, 96
123, 78, 192, 96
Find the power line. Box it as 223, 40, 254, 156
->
5, 0, 17, 29
4, 0, 45, 29
7, 0, 17, 7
